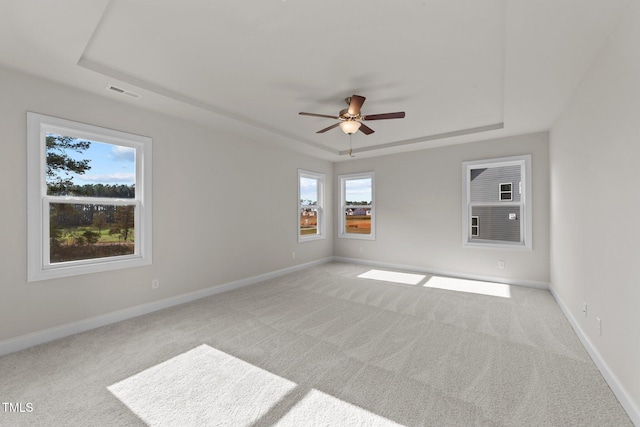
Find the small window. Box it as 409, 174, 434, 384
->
298, 170, 325, 242
471, 216, 479, 237
27, 112, 152, 281
462, 155, 531, 249
499, 183, 513, 201
339, 172, 375, 240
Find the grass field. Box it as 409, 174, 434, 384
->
300, 215, 318, 235
300, 215, 371, 235
56, 226, 134, 243
345, 216, 371, 234
50, 225, 135, 262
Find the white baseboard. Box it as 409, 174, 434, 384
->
550, 286, 639, 426
331, 256, 550, 289
0, 257, 333, 357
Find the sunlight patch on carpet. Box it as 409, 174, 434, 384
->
358, 269, 426, 285
108, 344, 399, 426
423, 276, 511, 298
278, 388, 402, 426
108, 344, 295, 426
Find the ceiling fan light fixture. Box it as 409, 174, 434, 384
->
339, 120, 361, 135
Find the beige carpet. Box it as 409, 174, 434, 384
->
0, 262, 633, 426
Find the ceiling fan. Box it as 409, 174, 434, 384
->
299, 95, 405, 135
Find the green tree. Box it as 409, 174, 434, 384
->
111, 206, 135, 241
46, 135, 91, 195
82, 230, 100, 244
92, 212, 107, 235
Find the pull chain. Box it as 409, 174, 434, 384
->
349, 134, 355, 157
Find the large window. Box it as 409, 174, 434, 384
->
27, 112, 152, 281
462, 155, 531, 249
339, 172, 375, 240
298, 169, 325, 242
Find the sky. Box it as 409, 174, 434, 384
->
300, 176, 372, 204
299, 176, 318, 203
345, 178, 372, 203
47, 135, 135, 186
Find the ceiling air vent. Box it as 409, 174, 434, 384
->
106, 85, 141, 99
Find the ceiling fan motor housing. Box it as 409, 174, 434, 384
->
339, 108, 359, 121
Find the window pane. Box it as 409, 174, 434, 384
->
470, 206, 521, 243
46, 134, 135, 198
345, 207, 371, 234
470, 165, 521, 203
49, 203, 135, 263
345, 178, 371, 206
299, 176, 318, 206
300, 207, 318, 235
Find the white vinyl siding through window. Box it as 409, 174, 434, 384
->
462, 155, 531, 249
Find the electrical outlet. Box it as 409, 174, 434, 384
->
152, 279, 160, 289
291, 252, 296, 259
498, 260, 505, 269
596, 317, 601, 336
359, 247, 364, 253
583, 303, 587, 317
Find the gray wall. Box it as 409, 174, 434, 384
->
550, 0, 640, 419
0, 65, 333, 343
334, 132, 550, 285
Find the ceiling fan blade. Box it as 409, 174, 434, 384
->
316, 123, 340, 133
362, 112, 406, 121
299, 112, 339, 119
347, 95, 366, 116
358, 123, 375, 135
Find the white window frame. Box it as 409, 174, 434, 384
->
297, 169, 325, 243
27, 112, 153, 281
339, 171, 375, 240
461, 155, 532, 250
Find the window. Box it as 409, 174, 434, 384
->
462, 155, 531, 249
339, 172, 375, 240
499, 182, 513, 201
298, 169, 325, 242
27, 112, 152, 281
471, 216, 479, 237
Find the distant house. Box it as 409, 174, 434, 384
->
353, 207, 368, 216
469, 165, 521, 243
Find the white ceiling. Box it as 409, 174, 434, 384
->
0, 0, 632, 161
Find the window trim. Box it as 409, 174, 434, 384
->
27, 112, 153, 281
338, 171, 375, 240
461, 155, 532, 250
297, 169, 325, 243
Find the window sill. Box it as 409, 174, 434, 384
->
298, 234, 325, 243
463, 240, 532, 251
338, 233, 375, 241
